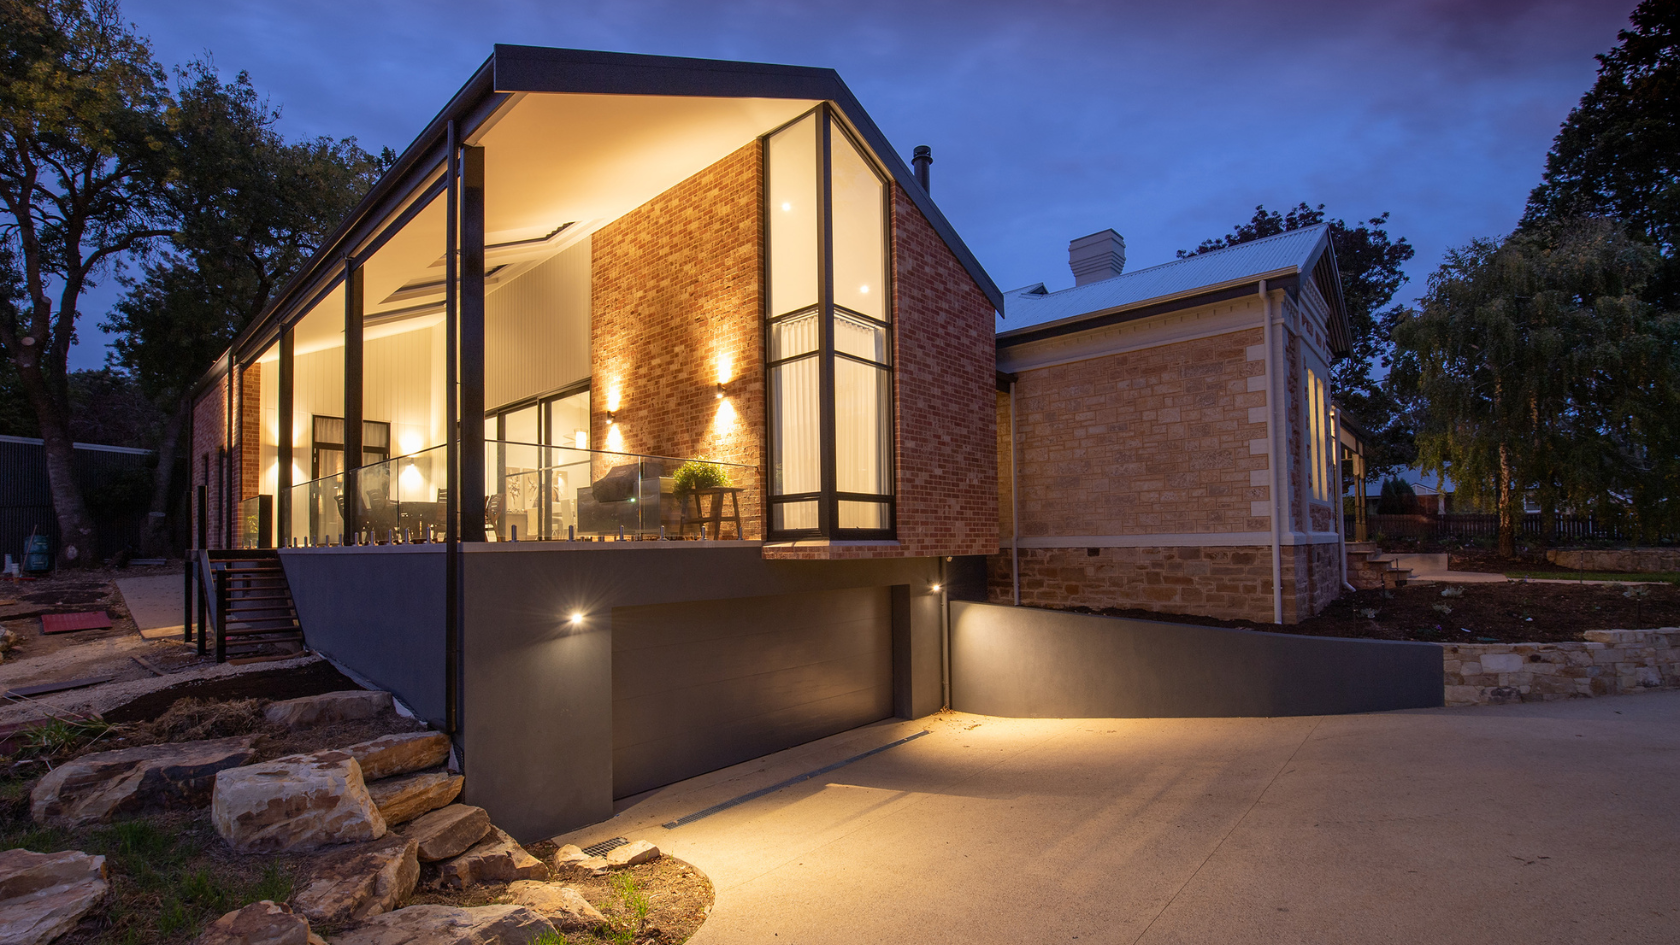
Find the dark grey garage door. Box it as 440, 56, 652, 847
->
612, 586, 893, 799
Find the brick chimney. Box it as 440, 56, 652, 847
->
1068, 229, 1126, 286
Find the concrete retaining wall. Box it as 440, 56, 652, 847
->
1443, 629, 1680, 705
1545, 548, 1680, 573
950, 601, 1443, 718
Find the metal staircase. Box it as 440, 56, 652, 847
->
201, 550, 305, 662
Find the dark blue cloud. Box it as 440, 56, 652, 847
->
71, 0, 1633, 366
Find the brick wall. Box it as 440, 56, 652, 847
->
240, 363, 261, 502
190, 376, 228, 549
591, 142, 765, 540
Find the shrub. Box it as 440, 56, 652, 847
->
673, 460, 731, 495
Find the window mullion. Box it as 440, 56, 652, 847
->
817, 105, 836, 538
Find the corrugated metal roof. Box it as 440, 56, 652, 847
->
996, 225, 1332, 336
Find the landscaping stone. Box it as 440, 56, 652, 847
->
194, 900, 325, 945
291, 834, 419, 925
402, 804, 491, 862
347, 732, 451, 781
328, 904, 554, 945
604, 839, 660, 867
30, 737, 258, 827
263, 691, 392, 730
550, 844, 588, 869
1441, 630, 1680, 705
367, 770, 462, 826
0, 848, 108, 945
566, 856, 611, 876
212, 750, 387, 852
436, 827, 545, 887
506, 881, 607, 931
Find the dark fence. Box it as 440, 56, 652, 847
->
1351, 512, 1673, 544
0, 435, 155, 565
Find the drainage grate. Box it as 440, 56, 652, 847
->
580, 837, 628, 857
661, 730, 929, 830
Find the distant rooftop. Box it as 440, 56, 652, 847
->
997, 224, 1337, 339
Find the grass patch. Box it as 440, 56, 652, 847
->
1505, 571, 1680, 584
0, 769, 295, 944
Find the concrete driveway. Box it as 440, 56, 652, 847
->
556, 692, 1680, 944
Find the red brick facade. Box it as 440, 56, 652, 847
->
591, 142, 766, 540
190, 374, 229, 550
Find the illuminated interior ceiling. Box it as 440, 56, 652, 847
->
353, 93, 819, 332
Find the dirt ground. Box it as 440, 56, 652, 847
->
1081, 578, 1680, 644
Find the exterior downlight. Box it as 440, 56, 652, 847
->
764, 105, 894, 540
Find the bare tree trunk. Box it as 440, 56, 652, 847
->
1497, 442, 1516, 558
14, 358, 96, 568
142, 396, 188, 557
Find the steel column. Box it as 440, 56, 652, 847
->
277, 326, 294, 547
344, 262, 365, 541
459, 145, 487, 542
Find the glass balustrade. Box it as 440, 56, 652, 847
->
280, 441, 756, 546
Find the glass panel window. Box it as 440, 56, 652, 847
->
768, 115, 818, 318
838, 500, 887, 530
770, 310, 819, 361
835, 359, 890, 496
548, 390, 589, 451
771, 357, 821, 497
830, 128, 885, 321
834, 312, 888, 365
775, 500, 818, 531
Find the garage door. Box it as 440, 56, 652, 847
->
612, 586, 893, 799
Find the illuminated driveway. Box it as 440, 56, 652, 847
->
557, 692, 1680, 944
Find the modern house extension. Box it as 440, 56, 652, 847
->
187, 46, 1000, 839
994, 226, 1353, 624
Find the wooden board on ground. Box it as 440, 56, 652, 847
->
41, 611, 113, 634
3, 674, 115, 699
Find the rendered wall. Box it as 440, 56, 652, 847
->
950, 601, 1442, 718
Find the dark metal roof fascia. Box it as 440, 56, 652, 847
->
191, 57, 501, 399
1311, 234, 1353, 357
996, 275, 1300, 351
492, 45, 1004, 313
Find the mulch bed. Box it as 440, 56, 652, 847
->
101, 661, 364, 724
1075, 579, 1680, 644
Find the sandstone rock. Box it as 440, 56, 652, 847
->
505, 881, 606, 931
212, 750, 387, 852
292, 834, 419, 925
263, 691, 392, 730
367, 771, 462, 826
347, 732, 450, 781
194, 900, 323, 945
0, 848, 108, 945
566, 856, 611, 876
329, 904, 553, 945
550, 844, 588, 869
437, 828, 545, 887
30, 737, 257, 827
604, 840, 660, 867
402, 805, 491, 862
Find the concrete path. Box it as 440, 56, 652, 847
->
113, 573, 185, 640
558, 694, 1680, 944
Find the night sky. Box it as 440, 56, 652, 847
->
70, 0, 1636, 368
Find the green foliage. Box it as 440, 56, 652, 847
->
1523, 1, 1680, 256
672, 459, 732, 494
13, 713, 113, 761
1183, 202, 1418, 479
1394, 218, 1680, 549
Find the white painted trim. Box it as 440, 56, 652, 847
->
1016, 531, 1342, 549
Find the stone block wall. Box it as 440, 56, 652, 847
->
1442, 629, 1680, 706
989, 545, 1277, 623
1545, 548, 1680, 573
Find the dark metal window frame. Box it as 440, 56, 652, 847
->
762, 104, 896, 542
310, 415, 391, 479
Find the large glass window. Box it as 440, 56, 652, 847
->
765, 107, 893, 538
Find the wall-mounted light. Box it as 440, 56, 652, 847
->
715, 383, 726, 400
931, 583, 943, 592
606, 411, 616, 425
569, 612, 584, 626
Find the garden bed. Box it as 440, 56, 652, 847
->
1075, 579, 1680, 644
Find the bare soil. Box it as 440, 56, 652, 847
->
1076, 579, 1680, 644
407, 853, 715, 944
100, 661, 364, 724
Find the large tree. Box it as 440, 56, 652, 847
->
1522, 0, 1680, 254
0, 0, 171, 566
1395, 219, 1679, 555
1183, 203, 1417, 479
103, 61, 383, 554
